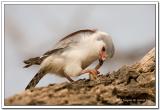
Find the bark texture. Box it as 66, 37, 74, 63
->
5, 48, 156, 106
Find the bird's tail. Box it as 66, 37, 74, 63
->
25, 70, 46, 90
23, 57, 43, 68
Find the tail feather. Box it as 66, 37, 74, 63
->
25, 70, 46, 90
23, 57, 43, 68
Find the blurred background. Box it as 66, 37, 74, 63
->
5, 4, 155, 98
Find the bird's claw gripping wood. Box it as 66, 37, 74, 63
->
89, 69, 100, 80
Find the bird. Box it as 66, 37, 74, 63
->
24, 29, 115, 90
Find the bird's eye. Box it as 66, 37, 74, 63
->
102, 47, 105, 51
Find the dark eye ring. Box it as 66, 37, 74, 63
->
102, 47, 105, 51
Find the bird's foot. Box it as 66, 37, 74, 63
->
81, 69, 100, 80
89, 69, 100, 80
89, 69, 100, 75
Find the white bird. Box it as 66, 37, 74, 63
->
24, 29, 115, 90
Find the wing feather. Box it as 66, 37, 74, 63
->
54, 29, 96, 49
44, 29, 96, 56
24, 29, 97, 67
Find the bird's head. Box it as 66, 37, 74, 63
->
95, 31, 115, 62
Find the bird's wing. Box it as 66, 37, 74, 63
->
24, 29, 97, 67
43, 48, 63, 56
44, 29, 97, 56
54, 29, 97, 49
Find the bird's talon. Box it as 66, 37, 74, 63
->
89, 69, 100, 75
88, 69, 100, 80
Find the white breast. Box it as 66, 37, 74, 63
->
63, 33, 103, 69
40, 31, 105, 77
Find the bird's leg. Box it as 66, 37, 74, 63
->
64, 72, 74, 82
